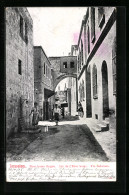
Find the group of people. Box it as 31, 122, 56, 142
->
29, 102, 65, 126
29, 101, 84, 127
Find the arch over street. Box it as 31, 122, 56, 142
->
53, 73, 77, 91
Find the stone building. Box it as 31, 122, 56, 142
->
49, 56, 77, 90
68, 45, 78, 116
6, 7, 34, 138
68, 77, 77, 116
77, 7, 116, 125
49, 56, 77, 115
34, 46, 55, 120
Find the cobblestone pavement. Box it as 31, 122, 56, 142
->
7, 122, 109, 162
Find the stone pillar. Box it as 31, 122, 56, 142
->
67, 88, 71, 115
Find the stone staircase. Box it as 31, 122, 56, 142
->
90, 118, 109, 132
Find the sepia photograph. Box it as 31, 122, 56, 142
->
6, 6, 117, 182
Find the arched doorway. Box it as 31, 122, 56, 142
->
102, 61, 109, 119
86, 65, 92, 117
54, 75, 77, 117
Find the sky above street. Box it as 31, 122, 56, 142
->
27, 7, 87, 57
27, 7, 87, 90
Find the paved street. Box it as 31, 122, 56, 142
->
7, 121, 109, 162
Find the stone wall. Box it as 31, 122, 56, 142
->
49, 57, 63, 83
49, 56, 77, 90
34, 46, 55, 120
90, 21, 116, 121
34, 47, 43, 108
60, 56, 77, 74
77, 7, 116, 122
6, 7, 34, 138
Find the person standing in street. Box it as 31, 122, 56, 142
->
53, 104, 60, 126
61, 107, 65, 118
29, 102, 39, 127
78, 101, 84, 118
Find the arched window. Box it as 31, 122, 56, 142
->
44, 63, 45, 75
77, 48, 81, 73
112, 37, 116, 95
87, 25, 90, 54
81, 83, 83, 102
82, 79, 85, 100
77, 55, 80, 73
92, 64, 97, 98
79, 85, 81, 102
79, 50, 81, 71
81, 39, 83, 66
46, 66, 47, 77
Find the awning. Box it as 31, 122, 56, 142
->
44, 88, 55, 99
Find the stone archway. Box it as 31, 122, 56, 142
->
54, 74, 78, 116
53, 74, 77, 91
102, 61, 109, 119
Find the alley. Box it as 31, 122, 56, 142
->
6, 7, 117, 165
7, 122, 108, 162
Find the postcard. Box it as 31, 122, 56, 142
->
6, 7, 117, 182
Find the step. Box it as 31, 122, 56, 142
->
87, 119, 109, 132
101, 120, 109, 127
91, 127, 101, 132
97, 123, 109, 131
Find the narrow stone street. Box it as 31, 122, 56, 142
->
7, 121, 109, 162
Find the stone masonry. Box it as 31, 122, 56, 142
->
34, 46, 55, 120
6, 7, 34, 138
77, 7, 116, 123
49, 56, 77, 90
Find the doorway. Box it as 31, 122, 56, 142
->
43, 100, 49, 120
102, 61, 109, 119
86, 66, 92, 117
